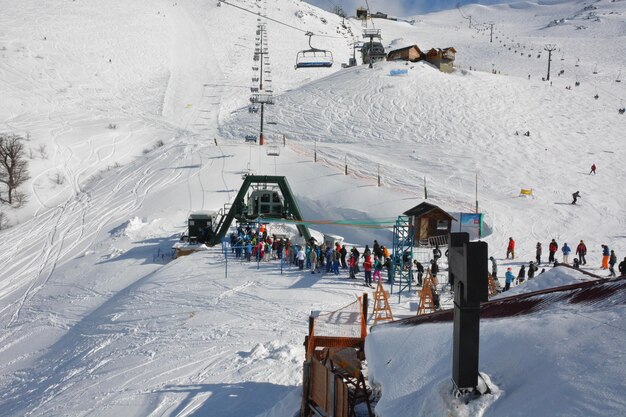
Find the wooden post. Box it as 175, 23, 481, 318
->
377, 163, 381, 187
424, 176, 428, 199
344, 155, 348, 175
314, 139, 317, 162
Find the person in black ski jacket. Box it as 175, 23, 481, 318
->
340, 245, 348, 269
619, 257, 626, 276
528, 261, 538, 279
373, 240, 382, 258
535, 242, 542, 265
517, 265, 526, 283
608, 250, 617, 277
571, 191, 581, 204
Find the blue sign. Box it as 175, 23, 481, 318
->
389, 69, 408, 76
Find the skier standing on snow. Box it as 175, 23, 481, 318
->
536, 242, 542, 265
363, 255, 373, 287
562, 242, 572, 264
549, 239, 558, 264
310, 245, 318, 274
601, 244, 610, 269
517, 265, 526, 284
372, 256, 383, 283
576, 240, 587, 265
589, 163, 596, 175
433, 244, 442, 261
297, 247, 305, 270
373, 240, 383, 259
505, 267, 515, 291
340, 245, 347, 269
571, 191, 581, 205
489, 256, 498, 278
528, 261, 538, 279
619, 257, 626, 276
506, 237, 515, 259
608, 250, 617, 277
430, 259, 439, 276
413, 260, 424, 285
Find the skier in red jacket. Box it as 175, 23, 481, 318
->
506, 237, 515, 259
576, 240, 587, 265
548, 239, 558, 263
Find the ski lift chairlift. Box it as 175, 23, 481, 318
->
295, 32, 333, 69
266, 146, 280, 156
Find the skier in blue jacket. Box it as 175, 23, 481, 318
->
562, 243, 572, 264
505, 267, 515, 292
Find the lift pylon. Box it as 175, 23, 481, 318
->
390, 215, 413, 301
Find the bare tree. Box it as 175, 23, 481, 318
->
0, 212, 8, 230
38, 144, 48, 159
0, 133, 31, 205
333, 6, 346, 18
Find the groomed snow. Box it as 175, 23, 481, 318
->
0, 0, 624, 415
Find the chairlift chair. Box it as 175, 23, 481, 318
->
266, 146, 280, 157
295, 32, 333, 69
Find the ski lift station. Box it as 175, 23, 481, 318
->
173, 176, 312, 256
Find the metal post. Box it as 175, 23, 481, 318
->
448, 233, 488, 393
259, 25, 265, 145
475, 173, 479, 214
489, 23, 494, 43
257, 220, 261, 270
544, 44, 556, 81
377, 163, 381, 187
223, 244, 228, 278
314, 139, 317, 162
344, 155, 348, 175
424, 176, 428, 199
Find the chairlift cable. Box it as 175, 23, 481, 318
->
218, 0, 343, 38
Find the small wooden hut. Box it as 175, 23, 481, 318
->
403, 202, 456, 246
386, 44, 424, 62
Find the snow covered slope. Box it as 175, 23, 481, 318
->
0, 0, 624, 415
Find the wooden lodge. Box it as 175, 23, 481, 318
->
386, 44, 456, 73
403, 202, 456, 246
386, 44, 423, 62
424, 47, 457, 73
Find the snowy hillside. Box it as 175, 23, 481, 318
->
0, 0, 624, 416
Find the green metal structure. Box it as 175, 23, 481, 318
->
208, 175, 311, 245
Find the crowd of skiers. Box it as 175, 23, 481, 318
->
229, 226, 625, 295
495, 236, 625, 292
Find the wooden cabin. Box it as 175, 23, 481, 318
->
424, 47, 456, 73
403, 202, 456, 246
386, 45, 423, 62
